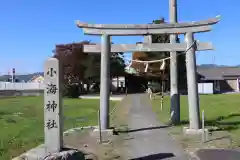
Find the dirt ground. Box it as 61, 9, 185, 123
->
63, 129, 124, 160
63, 97, 130, 160
168, 126, 239, 155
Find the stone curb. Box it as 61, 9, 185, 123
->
79, 96, 124, 101
12, 126, 99, 160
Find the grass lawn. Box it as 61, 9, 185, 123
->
152, 94, 240, 146
0, 96, 116, 160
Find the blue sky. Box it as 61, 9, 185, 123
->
0, 0, 239, 74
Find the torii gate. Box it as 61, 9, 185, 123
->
76, 16, 220, 131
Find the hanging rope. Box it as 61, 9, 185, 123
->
144, 63, 149, 72
127, 40, 197, 72
160, 59, 166, 71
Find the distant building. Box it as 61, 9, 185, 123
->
111, 76, 125, 92
198, 67, 240, 93
29, 75, 44, 83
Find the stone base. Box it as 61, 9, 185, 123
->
183, 127, 209, 135
79, 95, 123, 101
12, 145, 85, 160
63, 126, 97, 135
92, 128, 114, 136
92, 128, 114, 143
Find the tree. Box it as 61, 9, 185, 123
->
54, 41, 90, 97
110, 52, 125, 78
131, 17, 187, 91
54, 41, 125, 97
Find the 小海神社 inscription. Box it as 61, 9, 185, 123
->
44, 58, 63, 153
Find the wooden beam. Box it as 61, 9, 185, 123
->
76, 16, 220, 35
83, 42, 214, 53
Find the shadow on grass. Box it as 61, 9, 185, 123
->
0, 96, 19, 99
129, 153, 175, 160
0, 111, 17, 123
174, 113, 240, 132
115, 125, 170, 134
0, 111, 5, 116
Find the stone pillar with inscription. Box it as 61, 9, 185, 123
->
44, 58, 63, 153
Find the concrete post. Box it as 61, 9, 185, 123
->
169, 0, 180, 124
44, 58, 63, 153
100, 34, 111, 130
236, 78, 240, 92
143, 35, 152, 44
185, 32, 200, 129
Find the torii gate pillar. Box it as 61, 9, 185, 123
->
185, 32, 200, 129
100, 34, 111, 129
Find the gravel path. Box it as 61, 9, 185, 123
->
122, 94, 190, 160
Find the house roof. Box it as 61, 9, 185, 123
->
197, 67, 240, 80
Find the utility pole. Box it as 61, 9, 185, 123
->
169, 0, 180, 124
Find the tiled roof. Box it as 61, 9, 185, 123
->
197, 67, 240, 80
